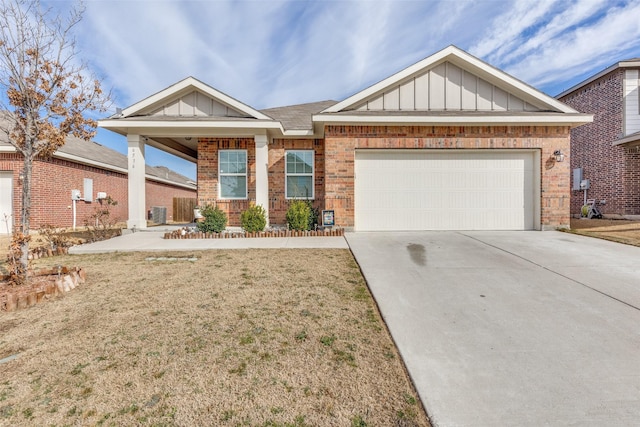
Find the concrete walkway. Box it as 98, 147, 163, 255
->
69, 226, 348, 253
345, 231, 640, 427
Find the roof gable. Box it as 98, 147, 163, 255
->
120, 77, 272, 120
323, 46, 578, 114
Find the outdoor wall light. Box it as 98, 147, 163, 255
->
553, 150, 565, 162
18, 171, 24, 182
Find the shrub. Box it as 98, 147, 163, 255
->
286, 200, 312, 231
84, 196, 120, 241
241, 204, 267, 233
305, 200, 319, 230
196, 204, 227, 233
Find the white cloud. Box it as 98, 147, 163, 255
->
505, 0, 640, 91
469, 0, 559, 62
47, 0, 640, 179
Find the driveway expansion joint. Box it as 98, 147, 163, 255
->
459, 232, 640, 312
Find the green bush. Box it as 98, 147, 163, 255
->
286, 200, 312, 231
306, 200, 319, 230
196, 204, 227, 233
240, 204, 267, 233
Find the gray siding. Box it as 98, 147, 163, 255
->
151, 90, 246, 117
354, 61, 541, 112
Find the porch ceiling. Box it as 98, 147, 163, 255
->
98, 117, 284, 162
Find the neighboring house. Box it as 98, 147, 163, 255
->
0, 133, 196, 233
100, 46, 591, 231
557, 58, 640, 219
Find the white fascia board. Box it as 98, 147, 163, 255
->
323, 45, 578, 114
558, 60, 640, 98
0, 145, 17, 152
612, 132, 640, 146
120, 76, 272, 120
323, 46, 455, 113
99, 119, 285, 137
281, 129, 316, 137
101, 119, 282, 130
54, 151, 128, 174
312, 113, 593, 127
144, 175, 197, 190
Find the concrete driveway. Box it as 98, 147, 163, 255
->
345, 231, 640, 427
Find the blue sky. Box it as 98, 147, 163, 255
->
48, 0, 640, 180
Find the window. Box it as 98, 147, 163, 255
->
219, 150, 247, 199
285, 150, 314, 199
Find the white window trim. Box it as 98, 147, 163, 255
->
285, 150, 315, 200
218, 149, 248, 200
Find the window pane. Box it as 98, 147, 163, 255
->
236, 152, 247, 173
287, 176, 313, 198
286, 151, 313, 174
220, 150, 246, 174
221, 176, 246, 198
219, 152, 229, 173
301, 151, 313, 173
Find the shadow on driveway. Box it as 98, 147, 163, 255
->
346, 231, 640, 427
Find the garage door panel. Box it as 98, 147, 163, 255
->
355, 150, 536, 231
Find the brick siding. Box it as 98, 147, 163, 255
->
197, 138, 255, 225
559, 69, 640, 216
196, 126, 571, 229
324, 125, 572, 229
268, 139, 324, 225
197, 137, 325, 226
0, 152, 195, 231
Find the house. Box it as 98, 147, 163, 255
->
99, 46, 592, 231
0, 132, 197, 233
557, 58, 640, 219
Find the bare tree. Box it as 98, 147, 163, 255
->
0, 0, 110, 278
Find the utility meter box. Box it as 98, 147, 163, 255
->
71, 189, 82, 200
580, 179, 590, 190
96, 192, 107, 200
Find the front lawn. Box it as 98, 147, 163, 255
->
568, 218, 640, 247
0, 249, 429, 426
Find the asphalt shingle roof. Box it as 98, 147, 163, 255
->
0, 124, 194, 188
261, 100, 337, 130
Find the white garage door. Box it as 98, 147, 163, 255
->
0, 172, 13, 234
355, 150, 538, 231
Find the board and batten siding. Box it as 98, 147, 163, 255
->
355, 62, 541, 112
624, 69, 640, 135
149, 90, 246, 117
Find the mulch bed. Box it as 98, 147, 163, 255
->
165, 227, 345, 239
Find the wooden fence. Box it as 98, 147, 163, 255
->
173, 197, 197, 223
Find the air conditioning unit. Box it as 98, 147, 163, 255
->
151, 206, 167, 224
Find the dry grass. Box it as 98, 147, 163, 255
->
567, 218, 640, 247
0, 249, 429, 426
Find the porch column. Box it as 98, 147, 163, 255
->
127, 134, 147, 230
254, 134, 269, 226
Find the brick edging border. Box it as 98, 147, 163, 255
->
1, 266, 86, 312
164, 228, 344, 239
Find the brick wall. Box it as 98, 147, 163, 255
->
145, 180, 197, 223
0, 152, 196, 231
197, 138, 255, 225
268, 139, 324, 225
197, 137, 325, 226
559, 69, 640, 215
324, 125, 572, 229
